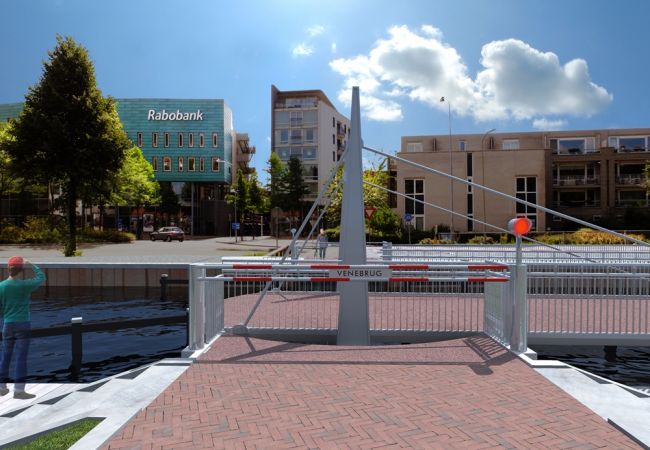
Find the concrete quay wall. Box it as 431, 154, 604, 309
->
0, 263, 189, 288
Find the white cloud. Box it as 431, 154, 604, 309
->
307, 25, 325, 37
532, 118, 568, 130
292, 43, 313, 58
329, 25, 612, 124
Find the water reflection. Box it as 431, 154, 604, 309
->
535, 345, 650, 392
20, 286, 188, 383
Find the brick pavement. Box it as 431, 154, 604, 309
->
103, 335, 638, 449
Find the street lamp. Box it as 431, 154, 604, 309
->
480, 128, 496, 233
440, 97, 453, 232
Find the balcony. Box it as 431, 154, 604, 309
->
615, 146, 648, 153
616, 199, 650, 207
552, 176, 600, 186
552, 200, 601, 208
616, 174, 646, 185
275, 101, 318, 109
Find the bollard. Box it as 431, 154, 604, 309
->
160, 273, 169, 301
604, 345, 617, 362
70, 317, 83, 377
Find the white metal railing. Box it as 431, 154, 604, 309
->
185, 261, 516, 352
382, 243, 650, 264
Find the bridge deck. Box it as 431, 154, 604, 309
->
103, 335, 638, 449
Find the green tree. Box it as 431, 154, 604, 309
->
247, 171, 267, 214
326, 160, 391, 226
225, 169, 249, 223
267, 152, 285, 209
2, 36, 130, 255
112, 146, 160, 207
0, 123, 21, 200
283, 156, 309, 216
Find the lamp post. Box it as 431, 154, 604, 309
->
440, 97, 453, 233
480, 128, 496, 233
230, 188, 238, 243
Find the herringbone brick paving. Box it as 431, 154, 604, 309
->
104, 335, 639, 449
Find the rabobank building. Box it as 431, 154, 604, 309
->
0, 99, 255, 235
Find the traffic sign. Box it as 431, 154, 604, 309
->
364, 207, 377, 220
231, 222, 240, 230
404, 213, 412, 222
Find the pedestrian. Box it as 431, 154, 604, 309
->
316, 229, 328, 259
0, 256, 46, 399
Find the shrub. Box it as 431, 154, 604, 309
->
79, 228, 135, 243
0, 225, 25, 244
468, 235, 495, 244
22, 216, 62, 243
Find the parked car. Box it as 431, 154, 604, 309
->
150, 226, 185, 242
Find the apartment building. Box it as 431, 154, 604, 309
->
396, 128, 650, 233
271, 85, 350, 203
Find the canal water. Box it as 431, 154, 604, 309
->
534, 345, 650, 393
14, 287, 187, 384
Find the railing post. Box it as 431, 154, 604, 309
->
160, 273, 168, 301
382, 241, 392, 262
70, 317, 83, 377
509, 263, 528, 353
185, 264, 206, 355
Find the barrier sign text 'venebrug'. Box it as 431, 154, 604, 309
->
329, 268, 392, 279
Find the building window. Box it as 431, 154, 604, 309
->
178, 157, 184, 172
332, 134, 335, 145
502, 139, 519, 150
305, 128, 316, 143
199, 133, 205, 147
406, 142, 423, 153
515, 176, 537, 230
405, 179, 425, 231
459, 141, 466, 151
279, 129, 289, 144
332, 117, 335, 127
163, 157, 171, 172
212, 133, 218, 147
152, 156, 158, 171
178, 133, 184, 147
136, 132, 143, 147
152, 133, 158, 148
550, 137, 595, 155
211, 158, 220, 172
290, 111, 302, 127
199, 157, 205, 172
188, 157, 195, 171
608, 136, 648, 152
188, 132, 194, 147
290, 129, 302, 144
164, 133, 170, 148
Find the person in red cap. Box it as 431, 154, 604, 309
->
0, 256, 45, 399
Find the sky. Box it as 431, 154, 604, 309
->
2, 0, 650, 182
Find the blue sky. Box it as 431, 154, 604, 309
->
2, 0, 650, 182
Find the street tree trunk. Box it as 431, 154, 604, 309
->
64, 182, 77, 256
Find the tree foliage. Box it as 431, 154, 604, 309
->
0, 123, 21, 199
112, 147, 160, 207
283, 156, 309, 215
1, 36, 130, 255
326, 160, 391, 226
267, 152, 285, 209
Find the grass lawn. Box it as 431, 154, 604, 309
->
6, 418, 102, 450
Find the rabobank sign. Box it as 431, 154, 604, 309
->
147, 109, 204, 121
